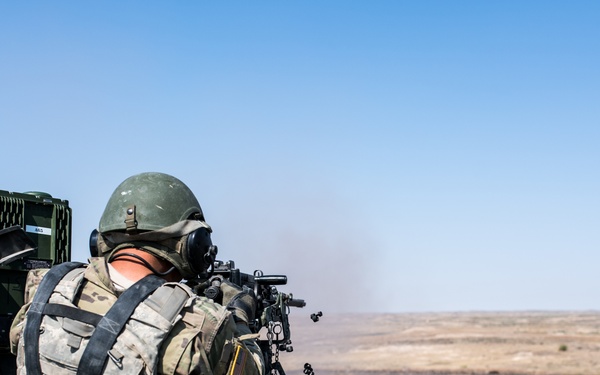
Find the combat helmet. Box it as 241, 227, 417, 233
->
93, 172, 217, 278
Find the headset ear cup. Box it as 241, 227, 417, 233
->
185, 227, 216, 273
89, 229, 99, 257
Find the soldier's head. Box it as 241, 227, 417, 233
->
90, 172, 217, 279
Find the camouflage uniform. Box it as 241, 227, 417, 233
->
10, 257, 264, 375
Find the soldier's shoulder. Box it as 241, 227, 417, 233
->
189, 294, 229, 317
23, 267, 51, 303
26, 267, 50, 283
158, 290, 233, 374
173, 291, 231, 333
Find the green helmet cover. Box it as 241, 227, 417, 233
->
98, 172, 208, 278
99, 172, 204, 233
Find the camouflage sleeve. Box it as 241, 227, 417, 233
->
209, 317, 265, 375
229, 320, 266, 374
161, 300, 264, 375
9, 268, 50, 355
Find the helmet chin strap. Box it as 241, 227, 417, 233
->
108, 252, 176, 277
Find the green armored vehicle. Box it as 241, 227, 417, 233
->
0, 190, 72, 374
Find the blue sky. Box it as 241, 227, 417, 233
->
1, 2, 599, 313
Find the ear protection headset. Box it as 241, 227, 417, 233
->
181, 226, 218, 274
89, 226, 218, 276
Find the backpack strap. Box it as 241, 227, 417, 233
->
24, 261, 86, 375
77, 274, 166, 375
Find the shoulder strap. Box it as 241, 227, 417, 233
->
24, 261, 86, 375
77, 274, 166, 375
145, 282, 193, 323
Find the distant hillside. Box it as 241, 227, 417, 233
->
278, 311, 600, 375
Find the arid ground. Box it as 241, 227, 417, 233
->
278, 311, 600, 375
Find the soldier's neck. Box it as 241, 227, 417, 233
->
109, 248, 169, 282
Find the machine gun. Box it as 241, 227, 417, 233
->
192, 260, 306, 374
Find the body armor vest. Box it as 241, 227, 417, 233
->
18, 262, 193, 375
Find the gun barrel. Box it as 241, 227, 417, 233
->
255, 275, 287, 285
288, 298, 306, 308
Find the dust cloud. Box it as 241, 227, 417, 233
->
212, 188, 382, 314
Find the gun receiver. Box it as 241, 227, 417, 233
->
193, 260, 305, 374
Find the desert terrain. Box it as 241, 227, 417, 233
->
278, 311, 600, 375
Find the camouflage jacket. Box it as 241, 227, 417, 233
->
10, 257, 264, 375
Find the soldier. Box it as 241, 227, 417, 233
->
10, 172, 265, 374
